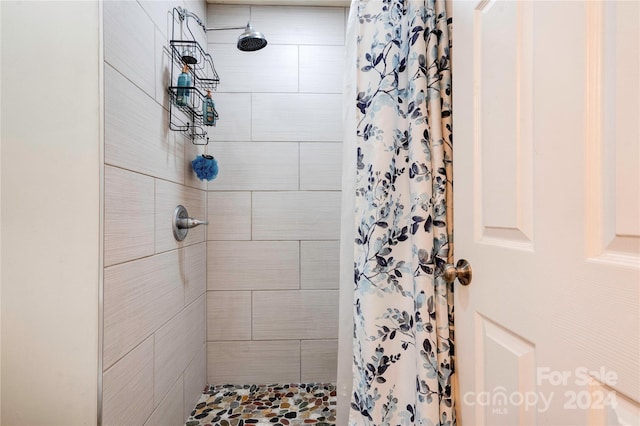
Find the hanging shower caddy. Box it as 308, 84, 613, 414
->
167, 7, 219, 145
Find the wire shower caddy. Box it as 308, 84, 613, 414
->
167, 7, 219, 145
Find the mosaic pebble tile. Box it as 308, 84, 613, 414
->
185, 383, 337, 426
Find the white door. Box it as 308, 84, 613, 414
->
452, 1, 640, 425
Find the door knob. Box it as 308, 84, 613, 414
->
173, 205, 208, 241
443, 259, 472, 286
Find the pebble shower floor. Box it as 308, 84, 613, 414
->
185, 383, 337, 426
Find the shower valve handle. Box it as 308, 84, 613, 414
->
176, 217, 209, 229
172, 205, 207, 241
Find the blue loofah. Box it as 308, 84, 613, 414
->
192, 155, 219, 181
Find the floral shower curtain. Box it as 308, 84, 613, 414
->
348, 0, 454, 425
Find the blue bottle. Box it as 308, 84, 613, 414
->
176, 64, 191, 106
203, 90, 216, 126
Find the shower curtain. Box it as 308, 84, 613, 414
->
339, 1, 455, 424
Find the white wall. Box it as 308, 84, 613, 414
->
0, 2, 101, 424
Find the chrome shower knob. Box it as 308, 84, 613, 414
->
173, 205, 208, 241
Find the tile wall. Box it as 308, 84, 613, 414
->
205, 4, 347, 384
102, 1, 208, 424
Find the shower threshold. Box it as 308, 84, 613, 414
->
185, 383, 336, 426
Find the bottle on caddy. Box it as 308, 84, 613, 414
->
203, 90, 217, 126
176, 64, 191, 106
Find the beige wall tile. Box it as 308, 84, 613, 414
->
208, 93, 251, 141
104, 250, 184, 370
154, 295, 206, 406
252, 290, 339, 340
252, 192, 341, 240
208, 44, 298, 93
144, 376, 184, 426
155, 28, 173, 111
184, 242, 207, 306
104, 166, 155, 266
299, 143, 343, 190
155, 179, 206, 253
104, 0, 156, 97
301, 340, 338, 383
252, 94, 343, 141
206, 142, 299, 191
207, 192, 251, 240
207, 241, 299, 290
103, 337, 154, 426
207, 291, 251, 340
184, 0, 208, 38
137, 1, 178, 39
299, 46, 344, 94
207, 341, 300, 384
251, 6, 345, 45
105, 64, 185, 183
301, 241, 340, 289
206, 5, 250, 44
183, 345, 207, 419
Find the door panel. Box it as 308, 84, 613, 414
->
476, 0, 534, 246
586, 0, 640, 264
474, 314, 537, 426
454, 1, 640, 425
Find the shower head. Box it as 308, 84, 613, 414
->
237, 22, 268, 52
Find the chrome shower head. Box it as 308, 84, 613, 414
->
237, 22, 268, 52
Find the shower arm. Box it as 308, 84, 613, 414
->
177, 7, 250, 33
205, 26, 247, 32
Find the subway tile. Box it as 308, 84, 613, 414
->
301, 241, 340, 289
103, 337, 154, 426
206, 5, 250, 44
206, 291, 251, 340
252, 192, 341, 240
105, 64, 185, 183
300, 45, 344, 94
300, 143, 343, 190
252, 290, 339, 340
206, 192, 251, 240
104, 0, 156, 97
207, 341, 301, 384
183, 344, 207, 419
251, 6, 345, 45
104, 166, 155, 267
207, 241, 299, 290
207, 93, 252, 141
155, 179, 206, 253
206, 142, 298, 191
208, 44, 298, 93
184, 242, 207, 306
301, 339, 338, 383
252, 94, 343, 141
144, 376, 184, 426
103, 250, 185, 370
154, 295, 206, 406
